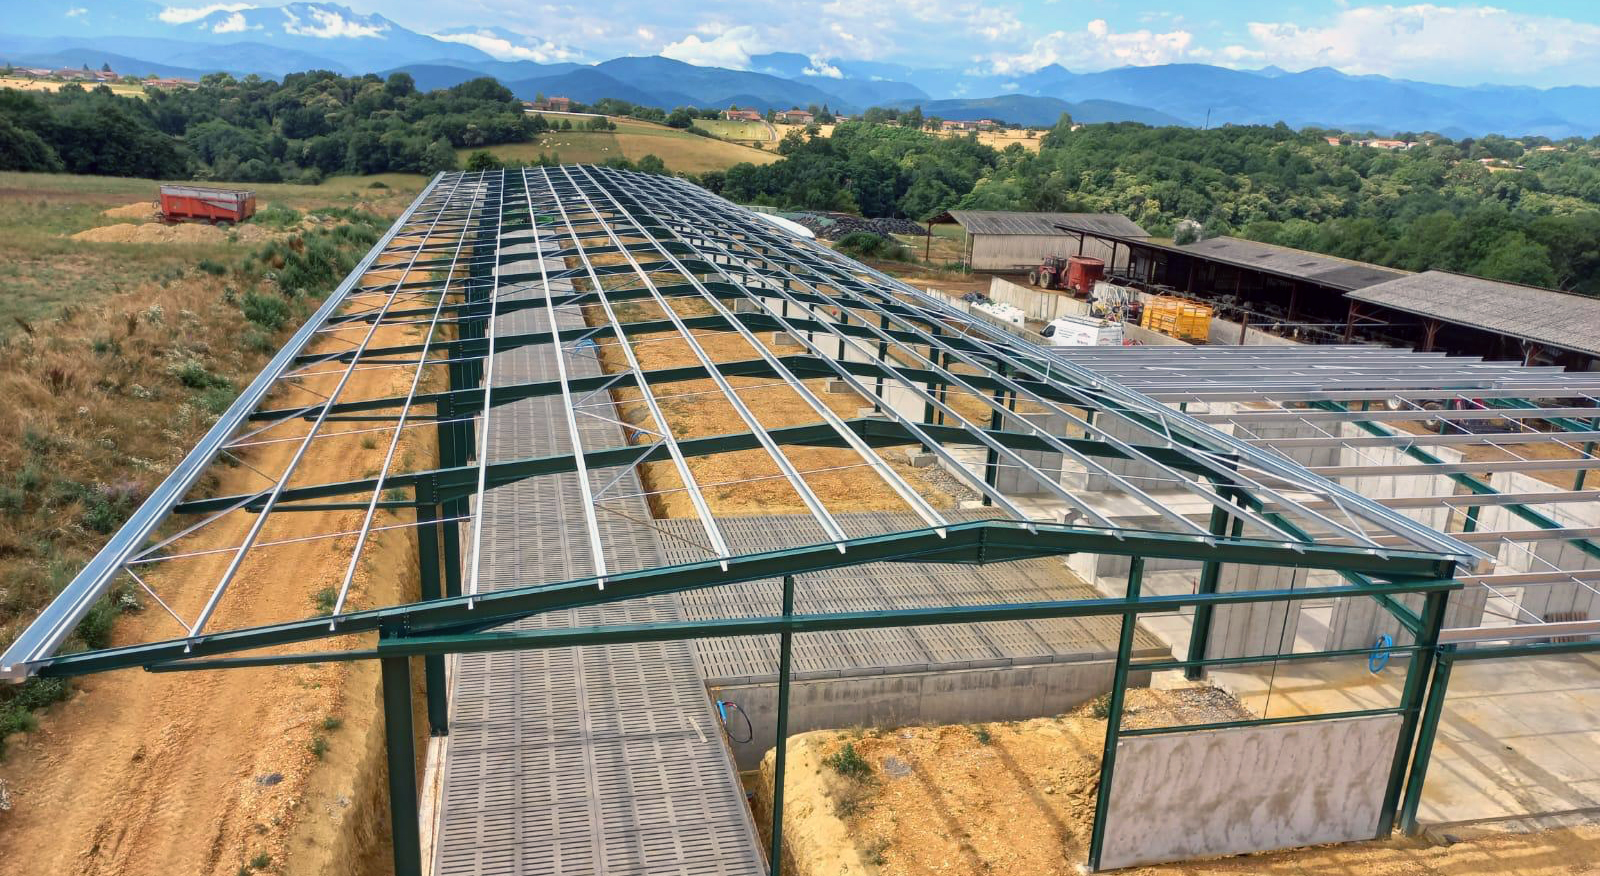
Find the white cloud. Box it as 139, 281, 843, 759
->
986, 19, 1198, 74
65, 7, 87, 18
212, 12, 257, 33
803, 57, 842, 78
431, 29, 578, 63
157, 3, 253, 25
661, 25, 768, 69
281, 7, 388, 39
1239, 4, 1600, 81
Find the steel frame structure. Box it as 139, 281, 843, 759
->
16, 167, 1593, 874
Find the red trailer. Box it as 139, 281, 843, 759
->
1066, 255, 1105, 293
157, 185, 256, 225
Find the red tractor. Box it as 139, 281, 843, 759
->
1027, 255, 1070, 290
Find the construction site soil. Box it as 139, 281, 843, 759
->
0, 245, 442, 876
759, 689, 1600, 876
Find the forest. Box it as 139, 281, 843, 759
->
0, 71, 534, 182
717, 118, 1600, 294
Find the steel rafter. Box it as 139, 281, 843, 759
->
3, 167, 1481, 681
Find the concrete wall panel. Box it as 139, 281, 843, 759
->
1099, 714, 1402, 870
712, 660, 1146, 769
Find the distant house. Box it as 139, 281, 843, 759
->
146, 78, 196, 89
779, 109, 813, 124
976, 119, 1000, 130
1324, 136, 1344, 146
941, 119, 976, 131
1368, 139, 1413, 150
529, 96, 572, 112
725, 108, 762, 122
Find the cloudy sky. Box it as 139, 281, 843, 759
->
139, 1, 1600, 86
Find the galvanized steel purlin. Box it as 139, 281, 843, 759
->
188, 172, 482, 640
529, 166, 734, 567
1, 172, 455, 679
330, 173, 495, 622
672, 184, 1473, 560
620, 172, 1345, 547
562, 164, 952, 537
537, 166, 854, 551
4, 167, 1494, 681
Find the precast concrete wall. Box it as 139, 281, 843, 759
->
1097, 714, 1403, 870
986, 275, 1091, 322
1069, 549, 1308, 660
1480, 471, 1600, 623
1324, 437, 1484, 649
711, 660, 1149, 769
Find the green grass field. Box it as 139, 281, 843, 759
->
466, 118, 779, 174
0, 171, 426, 331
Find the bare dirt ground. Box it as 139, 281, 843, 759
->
0, 247, 442, 876
760, 688, 1600, 876
584, 296, 959, 518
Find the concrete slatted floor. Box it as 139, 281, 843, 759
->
432, 233, 765, 876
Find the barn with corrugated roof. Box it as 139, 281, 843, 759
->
931, 210, 1150, 272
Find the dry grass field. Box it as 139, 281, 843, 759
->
0, 171, 424, 330
0, 77, 151, 98
468, 118, 780, 173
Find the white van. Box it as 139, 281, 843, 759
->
1042, 314, 1124, 347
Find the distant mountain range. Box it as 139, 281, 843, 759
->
4, 1, 1600, 136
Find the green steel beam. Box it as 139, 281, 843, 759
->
415, 481, 448, 736
35, 523, 1459, 678
141, 578, 1461, 674
381, 652, 422, 876
770, 574, 795, 876
1086, 557, 1143, 872
1319, 400, 1600, 565
264, 343, 1079, 425
1377, 588, 1448, 837
1184, 502, 1238, 680
174, 418, 1223, 516
1399, 644, 1454, 835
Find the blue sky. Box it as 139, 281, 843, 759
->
103, 1, 1600, 86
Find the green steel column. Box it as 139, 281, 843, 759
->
1399, 645, 1455, 835
440, 499, 464, 599
1576, 418, 1598, 490
873, 313, 890, 407
1377, 588, 1448, 837
981, 365, 1009, 505
1184, 503, 1235, 680
769, 574, 796, 876
1086, 557, 1143, 872
415, 480, 448, 736
381, 652, 422, 876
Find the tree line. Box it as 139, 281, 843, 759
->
0, 71, 537, 182
718, 115, 1600, 293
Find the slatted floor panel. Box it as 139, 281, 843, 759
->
663, 513, 1167, 683
435, 232, 764, 876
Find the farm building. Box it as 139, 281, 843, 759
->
932, 210, 1150, 272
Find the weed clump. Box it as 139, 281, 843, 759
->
824, 741, 872, 780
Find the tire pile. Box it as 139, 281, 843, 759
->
795, 213, 928, 240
